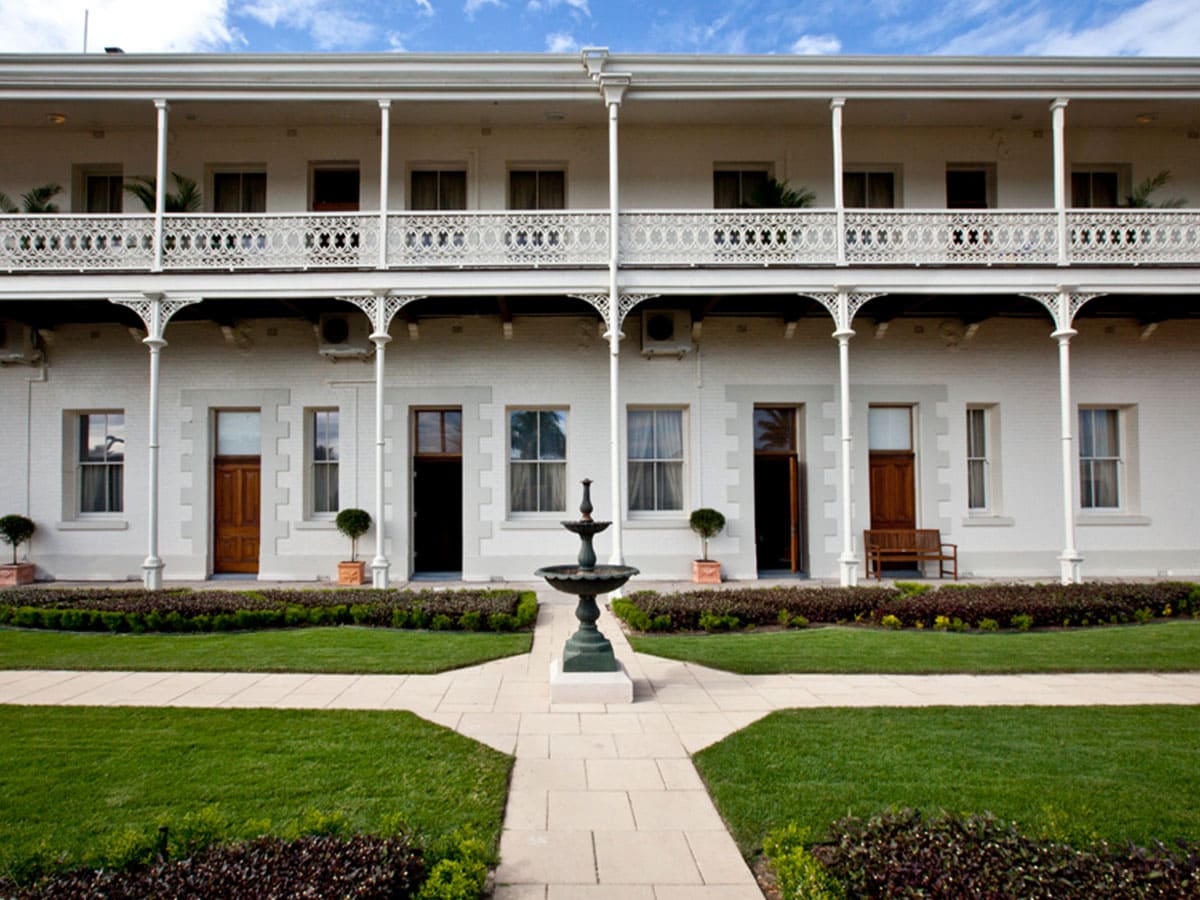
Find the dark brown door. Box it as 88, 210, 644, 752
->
413, 409, 463, 575
869, 453, 916, 530
214, 459, 261, 573
754, 407, 803, 573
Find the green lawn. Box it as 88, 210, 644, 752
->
0, 626, 531, 674
0, 705, 511, 874
630, 619, 1200, 674
694, 706, 1200, 854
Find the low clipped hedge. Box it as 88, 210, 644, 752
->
11, 834, 427, 900
612, 582, 1200, 634
0, 588, 537, 635
791, 809, 1200, 900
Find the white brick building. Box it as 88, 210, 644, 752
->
1, 50, 1198, 586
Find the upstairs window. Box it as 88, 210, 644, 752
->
74, 166, 123, 213
411, 169, 467, 210
1071, 168, 1121, 208
310, 165, 360, 212
713, 168, 770, 208
509, 169, 565, 210
946, 164, 995, 209
213, 171, 267, 213
843, 170, 896, 208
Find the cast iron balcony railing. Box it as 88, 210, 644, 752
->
2, 208, 1199, 273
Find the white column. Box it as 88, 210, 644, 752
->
143, 301, 166, 589
835, 304, 858, 586
831, 98, 847, 268
370, 313, 392, 588
152, 99, 168, 273
601, 74, 629, 564
1053, 295, 1082, 584
1051, 99, 1069, 267
378, 99, 391, 271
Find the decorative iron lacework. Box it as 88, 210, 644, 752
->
110, 296, 201, 340
337, 294, 426, 334
162, 213, 378, 271
803, 291, 885, 330
568, 293, 659, 331
0, 215, 155, 272
388, 212, 608, 268
619, 211, 838, 266
1067, 210, 1200, 265
1021, 291, 1105, 330
843, 210, 1058, 266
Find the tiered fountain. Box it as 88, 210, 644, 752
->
536, 479, 638, 702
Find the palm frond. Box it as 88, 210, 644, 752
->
21, 183, 62, 213
1125, 170, 1186, 209
0, 192, 17, 214
124, 172, 202, 212
747, 177, 816, 209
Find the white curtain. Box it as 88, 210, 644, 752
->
628, 409, 683, 511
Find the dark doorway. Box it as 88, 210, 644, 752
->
754, 407, 804, 574
412, 408, 463, 575
311, 166, 360, 212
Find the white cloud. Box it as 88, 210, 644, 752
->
464, 0, 502, 16
415, 0, 434, 16
0, 0, 237, 52
545, 31, 576, 52
528, 0, 589, 15
791, 33, 841, 55
1024, 0, 1200, 55
240, 0, 374, 49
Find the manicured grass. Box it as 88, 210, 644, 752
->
694, 706, 1200, 854
0, 626, 531, 674
629, 619, 1200, 674
0, 705, 511, 872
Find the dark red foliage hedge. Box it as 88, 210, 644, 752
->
815, 809, 1200, 900
624, 586, 897, 630
9, 834, 425, 900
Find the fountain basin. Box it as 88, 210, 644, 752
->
535, 564, 640, 597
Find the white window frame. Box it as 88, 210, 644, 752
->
508, 408, 568, 516
965, 405, 1005, 517
713, 163, 773, 208
408, 165, 469, 211
627, 406, 688, 515
72, 164, 123, 213
842, 165, 902, 209
1070, 164, 1130, 208
507, 164, 568, 210
308, 408, 339, 518
1078, 406, 1125, 511
75, 411, 125, 516
208, 165, 268, 213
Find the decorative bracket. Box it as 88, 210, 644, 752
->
338, 293, 426, 340
111, 294, 201, 347
571, 292, 661, 338
1022, 290, 1105, 334
803, 291, 884, 334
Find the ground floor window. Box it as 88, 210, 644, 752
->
78, 412, 124, 513
509, 409, 566, 513
966, 406, 990, 511
311, 409, 339, 515
1079, 407, 1121, 509
628, 408, 685, 512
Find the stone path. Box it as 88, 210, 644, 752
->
3, 588, 1200, 899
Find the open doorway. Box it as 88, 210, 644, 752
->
412, 408, 463, 577
754, 406, 805, 575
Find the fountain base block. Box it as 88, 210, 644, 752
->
550, 657, 634, 704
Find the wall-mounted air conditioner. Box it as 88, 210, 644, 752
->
316, 313, 373, 360
640, 309, 693, 357
0, 321, 42, 365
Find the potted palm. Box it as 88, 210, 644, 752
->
335, 508, 371, 586
0, 514, 36, 585
689, 508, 725, 584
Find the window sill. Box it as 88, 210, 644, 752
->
293, 519, 338, 531
56, 519, 129, 531
960, 515, 1015, 527
624, 517, 688, 529
1077, 513, 1151, 527
499, 518, 572, 531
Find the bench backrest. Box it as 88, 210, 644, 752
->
864, 528, 943, 551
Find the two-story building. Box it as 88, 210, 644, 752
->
0, 50, 1197, 587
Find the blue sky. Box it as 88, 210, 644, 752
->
2, 0, 1197, 56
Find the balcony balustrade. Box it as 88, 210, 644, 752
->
1, 208, 1198, 274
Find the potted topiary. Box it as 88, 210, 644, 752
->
335, 508, 371, 586
0, 514, 36, 585
689, 508, 725, 584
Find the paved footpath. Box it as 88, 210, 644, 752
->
3, 589, 1200, 899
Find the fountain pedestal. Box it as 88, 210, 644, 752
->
536, 479, 639, 704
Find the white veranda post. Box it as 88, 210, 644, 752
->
111, 294, 200, 589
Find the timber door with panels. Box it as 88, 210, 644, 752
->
753, 406, 805, 574
868, 405, 917, 572
412, 408, 463, 575
213, 410, 262, 575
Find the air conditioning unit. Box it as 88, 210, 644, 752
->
0, 321, 41, 365
316, 313, 373, 361
640, 309, 693, 357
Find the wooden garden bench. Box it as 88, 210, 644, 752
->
863, 528, 958, 581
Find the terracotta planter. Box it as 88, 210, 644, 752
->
692, 559, 721, 584
337, 560, 366, 586
0, 563, 36, 586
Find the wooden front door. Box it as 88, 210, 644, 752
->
413, 408, 463, 574
213, 459, 261, 573
868, 453, 916, 530
753, 407, 803, 573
